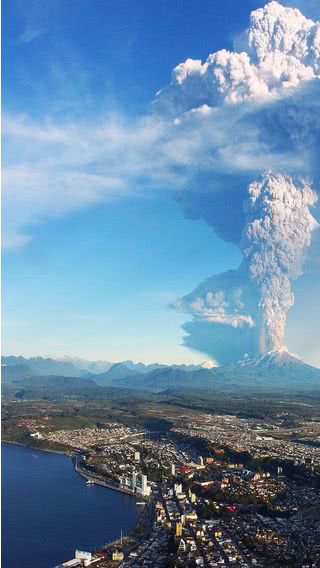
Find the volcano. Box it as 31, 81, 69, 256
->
113, 350, 320, 393
216, 350, 320, 392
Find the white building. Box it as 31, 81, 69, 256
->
141, 474, 148, 496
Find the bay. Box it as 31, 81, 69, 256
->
2, 442, 139, 568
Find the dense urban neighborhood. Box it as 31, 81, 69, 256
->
3, 397, 320, 568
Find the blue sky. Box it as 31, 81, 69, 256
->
3, 0, 263, 117
3, 0, 320, 365
3, 196, 240, 362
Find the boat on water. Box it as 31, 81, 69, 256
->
86, 479, 95, 485
136, 501, 145, 505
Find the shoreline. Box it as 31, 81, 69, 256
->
2, 440, 145, 566
2, 439, 141, 500
2, 439, 71, 456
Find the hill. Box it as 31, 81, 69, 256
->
1, 373, 149, 402
1, 364, 34, 381
115, 366, 216, 391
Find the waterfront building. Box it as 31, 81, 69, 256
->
126, 471, 150, 496
112, 550, 124, 561
75, 550, 92, 565
141, 474, 148, 496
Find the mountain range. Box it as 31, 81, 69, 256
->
2, 351, 320, 395
1, 355, 207, 379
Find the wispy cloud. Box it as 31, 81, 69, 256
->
3, 3, 320, 251
2, 112, 177, 248
15, 28, 45, 45
2, 77, 319, 250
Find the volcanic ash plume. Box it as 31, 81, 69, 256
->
154, 1, 320, 362
241, 173, 318, 352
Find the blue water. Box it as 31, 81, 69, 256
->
2, 443, 139, 568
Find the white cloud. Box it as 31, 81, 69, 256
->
15, 29, 45, 45
2, 114, 173, 247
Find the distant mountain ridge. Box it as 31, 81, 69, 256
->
2, 351, 320, 394
1, 355, 208, 381
2, 356, 82, 378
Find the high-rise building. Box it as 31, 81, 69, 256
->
131, 472, 150, 496
176, 522, 183, 537
141, 474, 148, 496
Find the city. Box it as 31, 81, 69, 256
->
3, 0, 320, 567
4, 399, 319, 567
55, 413, 320, 567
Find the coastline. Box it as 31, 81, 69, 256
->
1, 438, 71, 456
2, 436, 151, 557
2, 441, 143, 568
2, 439, 140, 500
3, 439, 153, 558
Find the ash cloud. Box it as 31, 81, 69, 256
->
174, 269, 257, 330
174, 268, 260, 364
156, 1, 320, 113
242, 173, 318, 352
157, 1, 320, 362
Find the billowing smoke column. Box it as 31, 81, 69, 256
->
242, 173, 318, 352
157, 1, 320, 362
